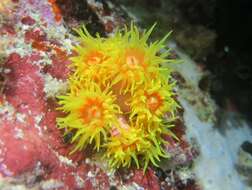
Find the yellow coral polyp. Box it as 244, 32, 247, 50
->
70, 29, 112, 85
130, 80, 178, 127
109, 24, 172, 94
57, 83, 120, 152
105, 117, 169, 171
105, 126, 144, 169
57, 23, 179, 171
110, 48, 147, 95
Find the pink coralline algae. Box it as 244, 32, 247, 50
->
0, 52, 110, 188
0, 1, 110, 189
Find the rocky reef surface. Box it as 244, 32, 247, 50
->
0, 0, 251, 190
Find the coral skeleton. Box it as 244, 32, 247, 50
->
57, 23, 179, 171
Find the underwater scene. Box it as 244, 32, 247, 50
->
0, 0, 252, 190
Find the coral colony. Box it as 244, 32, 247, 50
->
57, 24, 179, 171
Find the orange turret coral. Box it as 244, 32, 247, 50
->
57, 23, 179, 171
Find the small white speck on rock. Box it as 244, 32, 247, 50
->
14, 128, 24, 139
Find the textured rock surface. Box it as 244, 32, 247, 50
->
0, 0, 198, 189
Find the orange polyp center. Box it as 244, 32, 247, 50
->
122, 142, 137, 151
126, 56, 139, 68
79, 98, 104, 123
146, 92, 163, 112
125, 48, 145, 69
85, 51, 106, 65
